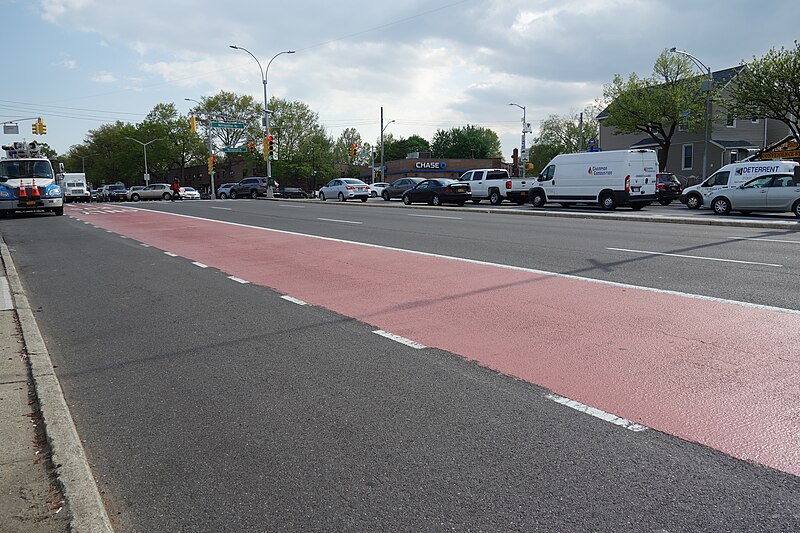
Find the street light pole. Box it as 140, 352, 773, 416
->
380, 106, 395, 183
185, 98, 216, 197
230, 45, 295, 198
509, 103, 529, 179
124, 137, 162, 184
670, 47, 713, 179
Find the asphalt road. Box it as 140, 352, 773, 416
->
1, 203, 798, 531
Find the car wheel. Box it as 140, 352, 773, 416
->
472, 199, 481, 204
712, 197, 731, 215
338, 192, 346, 202
516, 197, 525, 205
531, 191, 546, 208
230, 190, 238, 199
658, 199, 673, 206
600, 193, 616, 211
53, 206, 64, 216
382, 191, 390, 201
431, 194, 441, 206
250, 190, 258, 199
371, 191, 377, 197
489, 190, 502, 205
793, 200, 800, 218
320, 192, 327, 201
361, 197, 368, 202
162, 192, 171, 201
220, 192, 227, 199
686, 193, 701, 209
131, 193, 140, 202
402, 195, 412, 205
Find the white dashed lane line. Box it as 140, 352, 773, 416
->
407, 213, 463, 220
281, 295, 308, 305
372, 330, 426, 349
545, 393, 648, 432
192, 262, 209, 268
227, 276, 249, 284
164, 252, 178, 257
606, 247, 783, 268
317, 218, 362, 225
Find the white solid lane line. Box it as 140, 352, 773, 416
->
317, 218, 362, 225
727, 236, 800, 244
407, 213, 463, 220
606, 247, 783, 267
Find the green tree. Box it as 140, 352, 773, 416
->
602, 49, 707, 170
269, 97, 330, 184
141, 103, 205, 180
383, 134, 431, 161
727, 40, 800, 142
335, 128, 365, 164
529, 106, 600, 173
430, 125, 502, 159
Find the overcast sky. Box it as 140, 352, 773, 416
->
3, 0, 796, 161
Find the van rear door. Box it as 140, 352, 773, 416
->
629, 151, 657, 196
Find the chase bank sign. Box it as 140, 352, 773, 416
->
415, 161, 447, 170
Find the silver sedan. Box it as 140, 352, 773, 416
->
708, 173, 800, 217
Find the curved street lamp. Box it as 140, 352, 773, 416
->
124, 136, 162, 184
229, 45, 295, 197
670, 47, 713, 179
380, 118, 395, 183
509, 103, 528, 178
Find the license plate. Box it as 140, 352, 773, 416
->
455, 187, 465, 193
631, 186, 641, 192
25, 201, 35, 206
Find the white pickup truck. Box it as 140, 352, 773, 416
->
457, 168, 531, 205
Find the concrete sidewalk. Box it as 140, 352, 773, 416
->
1, 237, 113, 532
0, 303, 69, 531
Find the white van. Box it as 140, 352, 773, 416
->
61, 172, 91, 203
530, 149, 658, 210
681, 160, 799, 209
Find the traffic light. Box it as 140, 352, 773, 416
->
248, 142, 255, 155
39, 122, 46, 135
267, 135, 274, 160
189, 115, 197, 133
207, 156, 216, 174
32, 123, 38, 135
349, 143, 358, 158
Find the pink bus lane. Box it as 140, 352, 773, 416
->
69, 205, 800, 476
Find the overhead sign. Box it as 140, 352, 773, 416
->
222, 147, 247, 153
3, 123, 19, 134
211, 121, 245, 130
760, 150, 800, 159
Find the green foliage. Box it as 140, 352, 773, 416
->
383, 134, 431, 161
603, 49, 707, 170
727, 40, 800, 142
430, 125, 502, 159
530, 106, 601, 171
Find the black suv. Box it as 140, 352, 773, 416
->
229, 177, 269, 199
381, 178, 425, 200
655, 173, 683, 205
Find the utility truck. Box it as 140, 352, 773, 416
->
0, 141, 63, 217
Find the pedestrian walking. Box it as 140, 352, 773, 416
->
170, 179, 181, 201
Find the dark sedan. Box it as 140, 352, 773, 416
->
401, 179, 471, 206
381, 177, 425, 200
276, 187, 308, 199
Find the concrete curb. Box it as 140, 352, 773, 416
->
260, 197, 800, 231
1, 237, 114, 533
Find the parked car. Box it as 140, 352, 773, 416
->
655, 173, 683, 205
125, 186, 145, 201
216, 182, 237, 199
381, 177, 425, 200
681, 160, 798, 209
458, 168, 530, 205
318, 178, 371, 202
401, 179, 471, 206
128, 183, 173, 201
369, 182, 389, 198
275, 187, 308, 199
229, 177, 269, 199
180, 186, 201, 200
97, 184, 128, 202
90, 189, 98, 202
707, 173, 800, 217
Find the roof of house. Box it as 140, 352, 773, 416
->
711, 139, 759, 150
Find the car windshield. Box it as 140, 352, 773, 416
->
658, 174, 679, 183
0, 160, 53, 180
184, 187, 196, 191
109, 185, 126, 190
343, 179, 365, 185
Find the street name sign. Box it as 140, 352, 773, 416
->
211, 121, 245, 130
